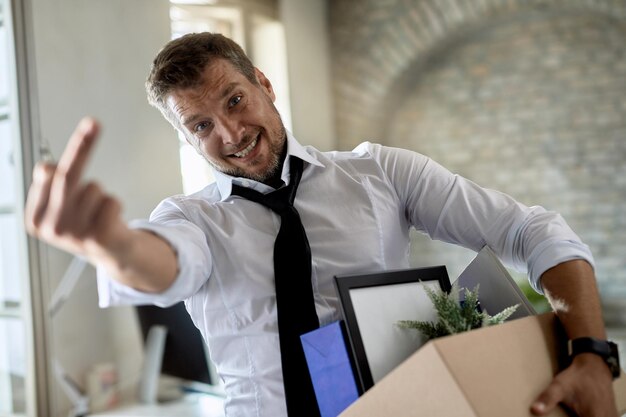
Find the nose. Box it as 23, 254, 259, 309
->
216, 115, 245, 146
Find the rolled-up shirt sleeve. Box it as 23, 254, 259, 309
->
358, 142, 595, 294
97, 198, 213, 308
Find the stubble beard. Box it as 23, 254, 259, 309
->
215, 129, 285, 183
207, 110, 287, 183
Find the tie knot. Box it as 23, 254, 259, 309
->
231, 181, 293, 214
231, 157, 304, 215
263, 186, 294, 214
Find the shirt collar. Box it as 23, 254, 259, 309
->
214, 130, 324, 200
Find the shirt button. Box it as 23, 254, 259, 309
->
241, 180, 250, 188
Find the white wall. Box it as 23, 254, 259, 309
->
25, 1, 180, 415
279, 0, 336, 150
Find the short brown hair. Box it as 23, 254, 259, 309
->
146, 32, 257, 127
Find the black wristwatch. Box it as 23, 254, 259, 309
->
568, 337, 621, 379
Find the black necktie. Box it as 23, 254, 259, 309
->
231, 157, 320, 417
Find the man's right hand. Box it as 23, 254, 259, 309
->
24, 117, 129, 263
24, 117, 178, 292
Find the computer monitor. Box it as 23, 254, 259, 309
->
135, 302, 212, 386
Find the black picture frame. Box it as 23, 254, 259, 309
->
334, 266, 451, 393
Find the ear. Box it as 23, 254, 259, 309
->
254, 68, 276, 102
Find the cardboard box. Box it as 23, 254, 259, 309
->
340, 313, 626, 416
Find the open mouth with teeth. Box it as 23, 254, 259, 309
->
231, 136, 259, 158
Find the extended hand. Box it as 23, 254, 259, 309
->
531, 353, 617, 417
24, 117, 128, 262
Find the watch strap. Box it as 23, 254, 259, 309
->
568, 337, 621, 379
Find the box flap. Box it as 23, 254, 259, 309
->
339, 343, 476, 416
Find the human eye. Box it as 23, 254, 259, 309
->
228, 95, 242, 108
194, 121, 212, 135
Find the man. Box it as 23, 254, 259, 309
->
25, 33, 617, 417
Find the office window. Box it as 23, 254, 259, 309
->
170, 2, 245, 194
169, 1, 291, 194
0, 0, 29, 414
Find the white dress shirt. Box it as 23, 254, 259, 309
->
97, 132, 593, 417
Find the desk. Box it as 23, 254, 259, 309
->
90, 393, 225, 417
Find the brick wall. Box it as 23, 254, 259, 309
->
329, 0, 626, 310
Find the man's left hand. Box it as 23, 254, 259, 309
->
531, 352, 618, 417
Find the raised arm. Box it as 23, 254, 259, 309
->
24, 117, 177, 293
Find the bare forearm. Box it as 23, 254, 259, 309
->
540, 259, 606, 339
93, 227, 178, 293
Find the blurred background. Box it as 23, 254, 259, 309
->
1, 0, 625, 416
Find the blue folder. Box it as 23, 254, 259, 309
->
301, 321, 360, 417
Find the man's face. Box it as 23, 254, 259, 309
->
166, 59, 287, 183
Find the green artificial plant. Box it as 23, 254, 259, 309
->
397, 282, 519, 341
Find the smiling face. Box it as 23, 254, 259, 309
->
166, 59, 287, 184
